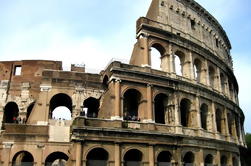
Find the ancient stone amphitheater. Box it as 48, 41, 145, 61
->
0, 0, 246, 166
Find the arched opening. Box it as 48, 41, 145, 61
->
3, 102, 19, 124
123, 89, 142, 121
150, 43, 165, 70
216, 108, 223, 133
193, 59, 202, 82
45, 152, 69, 166
174, 51, 184, 76
26, 102, 35, 122
208, 66, 215, 88
232, 157, 238, 166
183, 152, 194, 165
49, 93, 72, 120
157, 151, 172, 166
180, 98, 191, 127
102, 75, 109, 90
205, 154, 213, 166
221, 155, 227, 166
123, 149, 143, 166
220, 73, 225, 94
200, 103, 208, 130
86, 148, 109, 166
83, 97, 100, 118
154, 93, 168, 124
12, 151, 34, 166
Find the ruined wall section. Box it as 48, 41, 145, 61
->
145, 0, 232, 69
0, 60, 62, 129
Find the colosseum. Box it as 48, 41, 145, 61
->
0, 0, 247, 166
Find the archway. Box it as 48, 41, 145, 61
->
183, 152, 194, 166
123, 89, 142, 121
174, 51, 185, 76
83, 97, 100, 118
205, 154, 213, 166
3, 102, 19, 123
12, 151, 34, 166
180, 98, 191, 127
216, 109, 223, 133
154, 93, 168, 124
200, 103, 208, 130
86, 148, 109, 166
123, 149, 143, 166
193, 59, 202, 82
45, 152, 68, 166
208, 66, 215, 88
221, 155, 227, 166
49, 93, 72, 120
157, 151, 172, 166
150, 43, 165, 70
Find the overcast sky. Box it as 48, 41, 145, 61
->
0, 0, 250, 132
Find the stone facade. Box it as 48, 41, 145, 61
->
0, 0, 246, 166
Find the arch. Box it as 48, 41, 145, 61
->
83, 97, 100, 118
26, 102, 35, 122
180, 98, 191, 127
49, 93, 72, 119
154, 93, 168, 124
12, 151, 34, 166
123, 89, 142, 121
123, 149, 143, 166
193, 58, 202, 82
3, 102, 19, 124
86, 148, 109, 166
200, 103, 208, 130
221, 155, 228, 166
216, 108, 223, 133
208, 66, 215, 88
174, 51, 185, 76
205, 154, 213, 166
232, 156, 238, 166
45, 151, 69, 166
157, 151, 172, 166
150, 43, 166, 70
183, 151, 195, 165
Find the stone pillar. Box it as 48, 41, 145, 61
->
115, 143, 121, 166
113, 79, 121, 120
195, 95, 201, 128
211, 102, 217, 133
182, 54, 192, 79
216, 68, 222, 92
215, 150, 221, 166
2, 142, 13, 166
197, 149, 204, 166
188, 51, 195, 80
223, 107, 229, 137
160, 53, 169, 72
145, 84, 153, 123
204, 60, 210, 86
40, 84, 52, 123
76, 143, 82, 166
149, 145, 155, 166
168, 44, 175, 74
225, 77, 230, 98
140, 36, 150, 67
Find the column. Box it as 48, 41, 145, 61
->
149, 145, 155, 166
211, 102, 217, 133
113, 79, 121, 120
216, 68, 222, 92
168, 44, 175, 74
204, 60, 210, 86
223, 107, 229, 137
160, 53, 170, 72
215, 150, 221, 166
139, 35, 150, 66
40, 84, 52, 123
2, 142, 12, 166
182, 53, 192, 79
76, 143, 82, 166
146, 84, 153, 123
114, 143, 121, 166
188, 51, 195, 80
197, 149, 204, 166
194, 95, 201, 128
